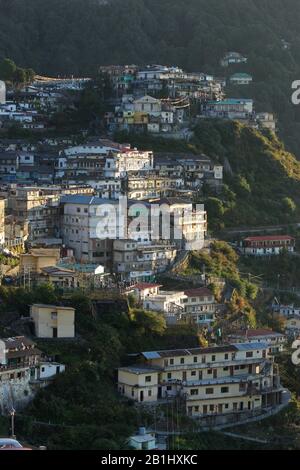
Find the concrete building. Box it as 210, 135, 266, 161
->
19, 248, 61, 281
0, 336, 41, 413
229, 73, 253, 85
128, 428, 157, 451
182, 287, 217, 325
118, 342, 288, 426
30, 304, 75, 338
242, 235, 295, 256
143, 290, 186, 317
34, 362, 65, 380
228, 329, 287, 354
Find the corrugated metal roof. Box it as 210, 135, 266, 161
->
142, 351, 161, 360
234, 342, 268, 351
61, 195, 116, 205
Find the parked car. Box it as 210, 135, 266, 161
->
0, 438, 32, 450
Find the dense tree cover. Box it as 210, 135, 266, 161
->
1, 0, 300, 151
0, 285, 200, 449
193, 120, 300, 228
0, 58, 34, 85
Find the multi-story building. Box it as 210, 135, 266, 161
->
61, 195, 207, 265
60, 195, 116, 266
242, 235, 295, 256
113, 239, 177, 282
182, 287, 217, 325
143, 290, 186, 319
204, 98, 254, 120
30, 304, 75, 338
0, 336, 41, 413
19, 248, 61, 281
118, 342, 288, 426
228, 329, 287, 354
154, 153, 223, 192
11, 186, 60, 240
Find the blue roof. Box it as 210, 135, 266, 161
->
142, 351, 162, 360
208, 99, 253, 105
61, 195, 118, 205
234, 342, 268, 351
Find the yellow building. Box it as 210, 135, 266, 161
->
30, 304, 75, 338
118, 342, 288, 426
19, 248, 60, 276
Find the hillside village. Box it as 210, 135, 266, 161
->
0, 53, 300, 450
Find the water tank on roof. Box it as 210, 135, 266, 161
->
0, 80, 6, 104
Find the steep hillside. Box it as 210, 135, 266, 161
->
193, 120, 300, 227
1, 0, 300, 152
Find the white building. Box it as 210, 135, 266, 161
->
229, 73, 253, 85
128, 428, 157, 451
228, 329, 287, 354
0, 80, 6, 105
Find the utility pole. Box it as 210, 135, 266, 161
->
10, 408, 16, 439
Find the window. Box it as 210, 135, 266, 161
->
148, 390, 152, 397
167, 373, 172, 380
223, 366, 229, 371
167, 385, 172, 391
170, 358, 174, 365
207, 369, 212, 375
194, 406, 199, 412
224, 404, 229, 409
246, 351, 253, 358
180, 358, 185, 364
205, 388, 214, 395
211, 355, 216, 361
145, 376, 152, 383
191, 371, 196, 376
221, 386, 229, 393
191, 389, 198, 396
209, 404, 215, 411
193, 356, 198, 363
224, 353, 229, 360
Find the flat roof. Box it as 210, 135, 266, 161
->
141, 342, 269, 359
118, 366, 160, 374
31, 304, 74, 311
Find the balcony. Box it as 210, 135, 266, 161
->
162, 357, 268, 371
